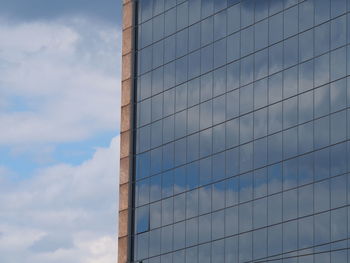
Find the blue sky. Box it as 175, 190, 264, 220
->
0, 1, 122, 262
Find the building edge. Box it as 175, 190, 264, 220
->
119, 0, 135, 263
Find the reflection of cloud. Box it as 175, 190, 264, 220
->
136, 167, 350, 261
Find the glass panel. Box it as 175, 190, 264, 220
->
298, 153, 314, 185
315, 148, 330, 181
298, 122, 313, 154
268, 132, 282, 164
212, 210, 225, 239
283, 67, 298, 99
268, 193, 282, 225
331, 111, 347, 144
136, 204, 150, 233
214, 39, 227, 68
162, 198, 174, 226
239, 113, 253, 143
269, 72, 282, 104
315, 180, 330, 213
201, 16, 213, 46
255, 0, 269, 21
239, 202, 252, 232
177, 2, 188, 30
283, 221, 298, 252
241, 54, 254, 85
314, 116, 330, 149
299, 60, 314, 93
299, 184, 314, 217
268, 224, 282, 256
315, 212, 330, 245
214, 67, 227, 96
283, 158, 298, 190
330, 142, 347, 177
213, 124, 225, 153
227, 32, 240, 62
315, 53, 330, 87
214, 10, 227, 41
149, 228, 161, 257
186, 218, 198, 247
315, 22, 330, 56
314, 84, 330, 118
299, 29, 314, 62
198, 214, 211, 243
331, 175, 347, 208
255, 20, 268, 51
173, 194, 185, 222
240, 85, 253, 114
299, 0, 314, 32
241, 0, 254, 27
239, 172, 253, 203
330, 78, 347, 112
331, 0, 347, 18
239, 232, 252, 263
153, 42, 164, 69
269, 13, 283, 45
227, 3, 240, 34
253, 228, 267, 259
331, 207, 347, 241
241, 26, 254, 56
253, 197, 267, 228
283, 189, 298, 220
283, 127, 298, 158
161, 225, 173, 253
254, 167, 267, 198
284, 6, 298, 38
298, 216, 314, 249
254, 78, 268, 109
269, 42, 283, 74
254, 137, 267, 168
255, 49, 268, 80
299, 90, 313, 124
331, 47, 346, 81
212, 239, 225, 263
240, 142, 253, 173
268, 102, 282, 134
212, 181, 225, 211
283, 97, 298, 129
189, 0, 201, 25
331, 15, 346, 49
189, 23, 200, 52
284, 35, 298, 68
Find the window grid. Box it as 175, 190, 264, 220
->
132, 0, 350, 262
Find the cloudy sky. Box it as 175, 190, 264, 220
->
0, 1, 122, 262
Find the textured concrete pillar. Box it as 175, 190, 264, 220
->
119, 0, 134, 262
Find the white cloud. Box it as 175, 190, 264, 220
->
0, 13, 121, 263
0, 136, 119, 263
0, 17, 121, 146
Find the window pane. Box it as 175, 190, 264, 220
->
331, 15, 346, 49
240, 113, 254, 143
331, 47, 346, 81
284, 6, 298, 38
269, 13, 283, 45
315, 22, 330, 56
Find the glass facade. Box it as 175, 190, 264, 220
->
132, 0, 350, 262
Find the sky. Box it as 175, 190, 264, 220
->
0, 1, 122, 262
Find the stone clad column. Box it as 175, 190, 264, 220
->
119, 0, 134, 263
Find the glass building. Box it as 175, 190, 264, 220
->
127, 0, 350, 262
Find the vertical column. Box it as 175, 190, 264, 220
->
119, 1, 134, 263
